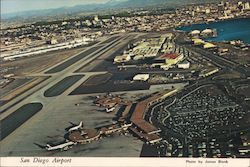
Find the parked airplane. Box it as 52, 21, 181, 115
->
105, 107, 116, 113
68, 121, 83, 132
46, 141, 76, 151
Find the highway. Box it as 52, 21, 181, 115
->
184, 45, 250, 78
175, 32, 250, 78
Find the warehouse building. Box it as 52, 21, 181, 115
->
178, 60, 191, 69
192, 38, 205, 45
130, 35, 166, 60
114, 54, 131, 63
203, 42, 217, 49
152, 53, 184, 70
133, 74, 150, 81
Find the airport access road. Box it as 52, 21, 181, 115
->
184, 45, 250, 78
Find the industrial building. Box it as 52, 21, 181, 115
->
177, 60, 191, 69
201, 29, 217, 37
189, 30, 201, 37
218, 48, 229, 56
160, 53, 184, 64
192, 38, 205, 45
203, 42, 217, 49
161, 42, 175, 54
191, 38, 217, 49
129, 35, 166, 60
152, 53, 184, 70
133, 74, 150, 81
114, 54, 131, 63
189, 29, 217, 38
199, 68, 219, 77
2, 37, 93, 61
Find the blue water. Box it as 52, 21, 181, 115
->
177, 18, 250, 44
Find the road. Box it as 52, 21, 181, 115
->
175, 32, 250, 78
184, 45, 250, 78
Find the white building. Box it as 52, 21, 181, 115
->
178, 61, 190, 69
94, 15, 99, 22
201, 29, 213, 36
203, 42, 217, 49
114, 54, 131, 63
190, 30, 201, 36
133, 74, 150, 81
205, 8, 211, 14
244, 2, 250, 10
50, 38, 58, 45
192, 38, 205, 45
131, 35, 166, 60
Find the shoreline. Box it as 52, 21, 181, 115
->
175, 17, 250, 44
175, 16, 250, 29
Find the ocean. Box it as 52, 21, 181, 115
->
177, 18, 250, 44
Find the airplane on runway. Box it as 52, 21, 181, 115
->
46, 141, 76, 151
68, 121, 83, 132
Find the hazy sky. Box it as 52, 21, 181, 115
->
1, 0, 117, 14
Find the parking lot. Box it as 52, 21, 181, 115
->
148, 83, 250, 157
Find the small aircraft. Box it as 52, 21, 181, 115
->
68, 121, 83, 132
105, 107, 116, 113
46, 141, 76, 151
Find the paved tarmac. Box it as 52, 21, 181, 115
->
0, 33, 147, 156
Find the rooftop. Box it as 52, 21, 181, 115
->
129, 127, 161, 143
160, 53, 179, 59
133, 120, 160, 134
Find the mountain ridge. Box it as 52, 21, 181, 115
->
2, 0, 218, 20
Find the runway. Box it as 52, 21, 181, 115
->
0, 33, 145, 156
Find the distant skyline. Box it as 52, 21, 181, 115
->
1, 0, 124, 14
